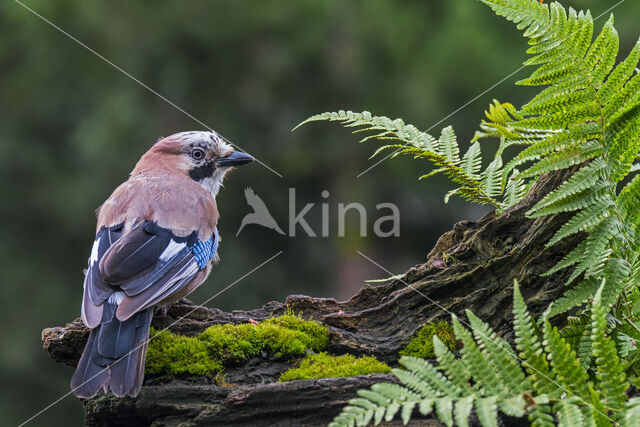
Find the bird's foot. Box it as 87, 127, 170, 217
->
154, 305, 170, 319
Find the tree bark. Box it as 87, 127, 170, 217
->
42, 168, 578, 426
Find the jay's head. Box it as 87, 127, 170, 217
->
132, 131, 254, 196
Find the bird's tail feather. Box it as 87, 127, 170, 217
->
71, 300, 152, 399
70, 328, 110, 398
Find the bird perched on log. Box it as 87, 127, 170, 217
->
71, 131, 253, 398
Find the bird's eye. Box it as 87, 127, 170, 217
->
191, 148, 206, 161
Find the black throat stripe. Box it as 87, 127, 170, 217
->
189, 162, 215, 181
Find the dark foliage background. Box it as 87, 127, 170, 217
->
1, 0, 638, 425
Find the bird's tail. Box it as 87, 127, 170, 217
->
71, 295, 152, 399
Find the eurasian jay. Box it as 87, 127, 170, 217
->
71, 131, 253, 398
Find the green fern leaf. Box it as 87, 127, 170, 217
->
600, 257, 633, 308
547, 278, 598, 319
504, 169, 527, 207
418, 399, 434, 416
547, 201, 612, 246
530, 183, 608, 218
606, 104, 640, 182
433, 337, 472, 393
605, 72, 640, 119
623, 397, 640, 427
583, 385, 608, 427
299, 110, 501, 207
503, 123, 600, 184
517, 140, 601, 182
452, 316, 509, 396
438, 126, 461, 166
542, 238, 589, 278
527, 402, 556, 427
497, 395, 526, 418
554, 399, 585, 427
474, 397, 498, 427
591, 283, 629, 418
599, 39, 640, 107
542, 319, 591, 401
435, 398, 454, 427
466, 310, 529, 394
395, 356, 461, 397
461, 141, 482, 180
475, 0, 640, 317
454, 396, 474, 427
529, 159, 605, 216
481, 158, 504, 199
513, 281, 554, 394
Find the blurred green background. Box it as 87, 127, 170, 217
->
1, 0, 638, 425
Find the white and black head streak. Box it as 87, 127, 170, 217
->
173, 131, 234, 197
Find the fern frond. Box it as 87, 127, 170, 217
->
619, 179, 640, 252
542, 238, 589, 279
504, 170, 527, 207
452, 316, 509, 396
325, 1, 640, 424
529, 159, 605, 216
481, 158, 504, 199
299, 110, 501, 207
438, 126, 461, 166
542, 319, 591, 401
434, 398, 454, 427
530, 183, 608, 219
606, 104, 640, 182
591, 283, 629, 418
546, 201, 613, 246
516, 139, 601, 182
599, 39, 640, 107
623, 397, 640, 427
527, 401, 556, 427
554, 399, 585, 427
461, 141, 482, 181
476, 0, 640, 315
605, 71, 640, 119
433, 337, 471, 394
503, 122, 600, 183
599, 257, 633, 309
588, 385, 610, 427
466, 310, 529, 394
454, 396, 474, 427
395, 356, 461, 398
475, 397, 498, 427
513, 282, 554, 394
548, 277, 599, 319
333, 285, 638, 426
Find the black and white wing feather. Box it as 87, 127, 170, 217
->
73, 220, 218, 398
81, 221, 218, 325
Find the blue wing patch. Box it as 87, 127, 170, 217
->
192, 228, 219, 269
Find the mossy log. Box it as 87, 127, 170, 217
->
42, 169, 577, 426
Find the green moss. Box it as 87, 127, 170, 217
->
279, 352, 391, 382
145, 330, 222, 376
198, 323, 260, 363
399, 321, 459, 359
145, 310, 328, 377
256, 315, 328, 357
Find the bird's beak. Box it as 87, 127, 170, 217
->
216, 151, 254, 167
